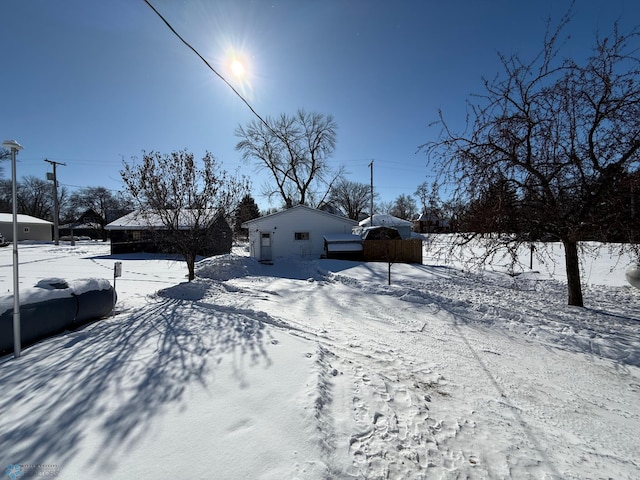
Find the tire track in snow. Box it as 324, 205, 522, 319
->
445, 310, 562, 479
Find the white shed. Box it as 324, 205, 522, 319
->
0, 213, 53, 242
356, 214, 414, 239
242, 205, 358, 261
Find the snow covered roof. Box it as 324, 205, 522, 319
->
105, 209, 222, 230
0, 213, 53, 225
358, 214, 413, 227
241, 204, 358, 227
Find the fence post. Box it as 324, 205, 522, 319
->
113, 262, 122, 317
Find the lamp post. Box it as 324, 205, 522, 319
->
2, 140, 23, 358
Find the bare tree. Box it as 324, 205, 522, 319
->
422, 13, 640, 306
16, 175, 67, 221
235, 109, 343, 208
121, 150, 249, 280
0, 148, 8, 177
415, 181, 442, 215
0, 179, 12, 212
389, 194, 418, 220
376, 200, 394, 215
329, 179, 372, 220
415, 182, 430, 215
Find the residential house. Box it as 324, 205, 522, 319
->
60, 208, 104, 240
414, 212, 451, 234
105, 209, 232, 256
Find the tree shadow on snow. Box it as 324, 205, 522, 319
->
422, 270, 640, 368
325, 258, 640, 369
0, 295, 274, 473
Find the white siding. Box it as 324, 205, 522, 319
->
244, 206, 357, 261
0, 215, 53, 242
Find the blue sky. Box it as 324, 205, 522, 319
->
2, 0, 639, 212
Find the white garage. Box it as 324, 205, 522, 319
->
242, 205, 358, 261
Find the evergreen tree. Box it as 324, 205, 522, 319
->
234, 194, 260, 239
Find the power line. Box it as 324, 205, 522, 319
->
142, 0, 273, 134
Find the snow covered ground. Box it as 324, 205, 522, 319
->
0, 239, 638, 479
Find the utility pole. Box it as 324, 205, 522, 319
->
369, 159, 374, 226
44, 159, 66, 245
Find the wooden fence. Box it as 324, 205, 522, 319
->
362, 238, 423, 264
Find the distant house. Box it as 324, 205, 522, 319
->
241, 205, 358, 261
0, 213, 53, 242
414, 213, 451, 234
105, 209, 232, 256
59, 208, 104, 240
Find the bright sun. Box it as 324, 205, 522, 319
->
221, 46, 254, 99
230, 59, 245, 77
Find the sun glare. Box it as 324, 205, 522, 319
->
219, 44, 255, 100
230, 58, 245, 77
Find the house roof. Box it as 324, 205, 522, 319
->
241, 204, 358, 227
60, 222, 102, 229
0, 213, 53, 225
358, 214, 413, 227
105, 209, 224, 230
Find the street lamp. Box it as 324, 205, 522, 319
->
2, 139, 23, 358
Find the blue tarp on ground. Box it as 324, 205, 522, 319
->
0, 278, 116, 354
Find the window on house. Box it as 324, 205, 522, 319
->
132, 231, 141, 241
294, 232, 310, 241
23, 227, 30, 233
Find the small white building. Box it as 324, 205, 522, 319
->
356, 214, 414, 239
0, 213, 53, 242
242, 205, 358, 261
